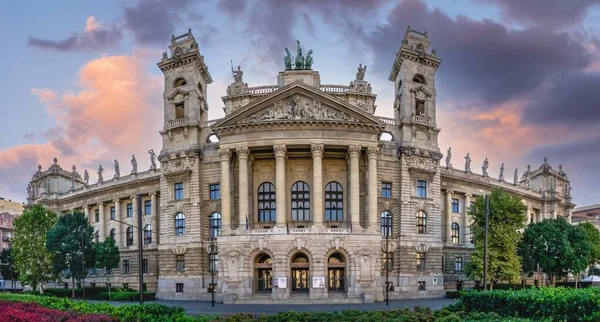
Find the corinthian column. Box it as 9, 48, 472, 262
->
348, 145, 361, 230
237, 147, 249, 230
367, 146, 379, 232
464, 194, 471, 244
274, 144, 287, 228
98, 202, 105, 240
311, 144, 324, 227
150, 193, 158, 244
113, 199, 122, 247
219, 149, 232, 232
83, 206, 90, 223
445, 190, 453, 243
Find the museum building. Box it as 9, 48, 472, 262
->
27, 28, 575, 303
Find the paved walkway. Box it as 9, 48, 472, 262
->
91, 298, 456, 316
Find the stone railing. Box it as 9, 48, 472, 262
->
408, 29, 427, 40
250, 229, 273, 235
202, 119, 219, 128
165, 118, 188, 129
377, 116, 396, 126
325, 228, 350, 234
248, 85, 278, 95
412, 114, 433, 125
320, 84, 350, 93
289, 228, 311, 234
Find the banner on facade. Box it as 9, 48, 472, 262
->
273, 277, 287, 288
312, 276, 325, 288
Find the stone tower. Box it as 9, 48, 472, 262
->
156, 29, 213, 298
389, 27, 445, 293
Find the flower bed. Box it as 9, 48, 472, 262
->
0, 300, 116, 322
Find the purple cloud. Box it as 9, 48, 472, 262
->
123, 0, 194, 46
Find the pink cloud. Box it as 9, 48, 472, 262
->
84, 16, 101, 33
0, 51, 164, 201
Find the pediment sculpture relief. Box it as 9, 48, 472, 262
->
242, 95, 357, 123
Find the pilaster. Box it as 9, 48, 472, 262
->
367, 146, 379, 232
349, 145, 361, 230
311, 144, 324, 228
237, 147, 250, 230
274, 144, 287, 229
220, 149, 232, 233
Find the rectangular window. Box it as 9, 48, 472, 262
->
209, 184, 221, 200
455, 257, 463, 272
122, 260, 130, 274
110, 206, 115, 220
143, 259, 148, 274
174, 182, 184, 200
417, 180, 427, 198
452, 198, 459, 213
144, 200, 151, 215
381, 182, 392, 198
126, 203, 133, 217
176, 255, 185, 272
418, 281, 426, 291
175, 102, 185, 119
416, 100, 425, 115
416, 252, 426, 270
176, 283, 184, 293
95, 209, 99, 223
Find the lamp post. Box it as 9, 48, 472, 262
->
383, 214, 391, 306
81, 231, 85, 300
483, 194, 489, 291
208, 215, 219, 307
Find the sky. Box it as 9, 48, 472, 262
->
0, 0, 599, 207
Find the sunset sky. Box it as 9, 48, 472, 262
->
0, 0, 599, 206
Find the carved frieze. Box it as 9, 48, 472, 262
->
241, 95, 357, 123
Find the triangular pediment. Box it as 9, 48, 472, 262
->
213, 81, 384, 129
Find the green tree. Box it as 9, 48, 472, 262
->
519, 218, 591, 286
466, 189, 526, 289
578, 222, 600, 271
12, 204, 57, 292
46, 212, 95, 298
94, 236, 120, 299
0, 248, 20, 289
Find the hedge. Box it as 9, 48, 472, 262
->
455, 287, 600, 322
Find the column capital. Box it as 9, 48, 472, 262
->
113, 199, 121, 204
83, 205, 90, 210
464, 193, 472, 198
348, 145, 361, 158
311, 143, 324, 158
236, 146, 250, 160
446, 190, 454, 196
274, 144, 287, 158
219, 148, 232, 161
130, 195, 138, 201
149, 192, 158, 197
97, 202, 105, 207
367, 146, 380, 159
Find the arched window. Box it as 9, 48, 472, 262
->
416, 211, 427, 234
379, 132, 393, 142
451, 222, 460, 243
291, 181, 310, 221
144, 224, 152, 245
207, 133, 219, 143
175, 213, 185, 236
173, 77, 187, 87
413, 74, 426, 84
126, 226, 134, 246
291, 253, 310, 292
327, 252, 345, 291
210, 212, 221, 238
258, 182, 276, 222
325, 182, 343, 221
109, 228, 116, 241
381, 211, 392, 236
255, 253, 273, 292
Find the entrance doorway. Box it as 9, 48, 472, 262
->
255, 253, 272, 293
327, 252, 345, 291
291, 253, 310, 292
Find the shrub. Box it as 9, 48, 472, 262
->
446, 291, 461, 299
97, 291, 156, 301
458, 287, 600, 321
0, 300, 116, 321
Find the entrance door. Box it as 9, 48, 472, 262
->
257, 268, 272, 292
328, 268, 344, 291
291, 268, 309, 292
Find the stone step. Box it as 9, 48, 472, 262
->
233, 297, 364, 304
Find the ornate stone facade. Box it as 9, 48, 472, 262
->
28, 28, 574, 303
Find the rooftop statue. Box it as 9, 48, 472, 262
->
445, 147, 452, 169
295, 40, 304, 69
148, 149, 157, 171
84, 170, 89, 186
499, 163, 505, 182
131, 154, 138, 174
356, 63, 367, 80
513, 168, 518, 185
305, 50, 313, 69
482, 158, 489, 177
114, 159, 120, 179
98, 165, 104, 184
464, 153, 471, 173
284, 48, 293, 70
231, 62, 243, 83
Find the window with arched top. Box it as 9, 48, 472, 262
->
258, 182, 276, 222
381, 211, 392, 236
416, 211, 427, 234
451, 222, 460, 243
207, 133, 219, 143
126, 226, 134, 246
174, 77, 187, 87
413, 74, 426, 84
328, 252, 345, 291
325, 181, 343, 221
109, 228, 116, 240
291, 181, 310, 221
292, 253, 309, 264
328, 253, 345, 264
144, 224, 152, 245
256, 254, 273, 265
175, 213, 185, 236
379, 132, 393, 142
210, 212, 221, 238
